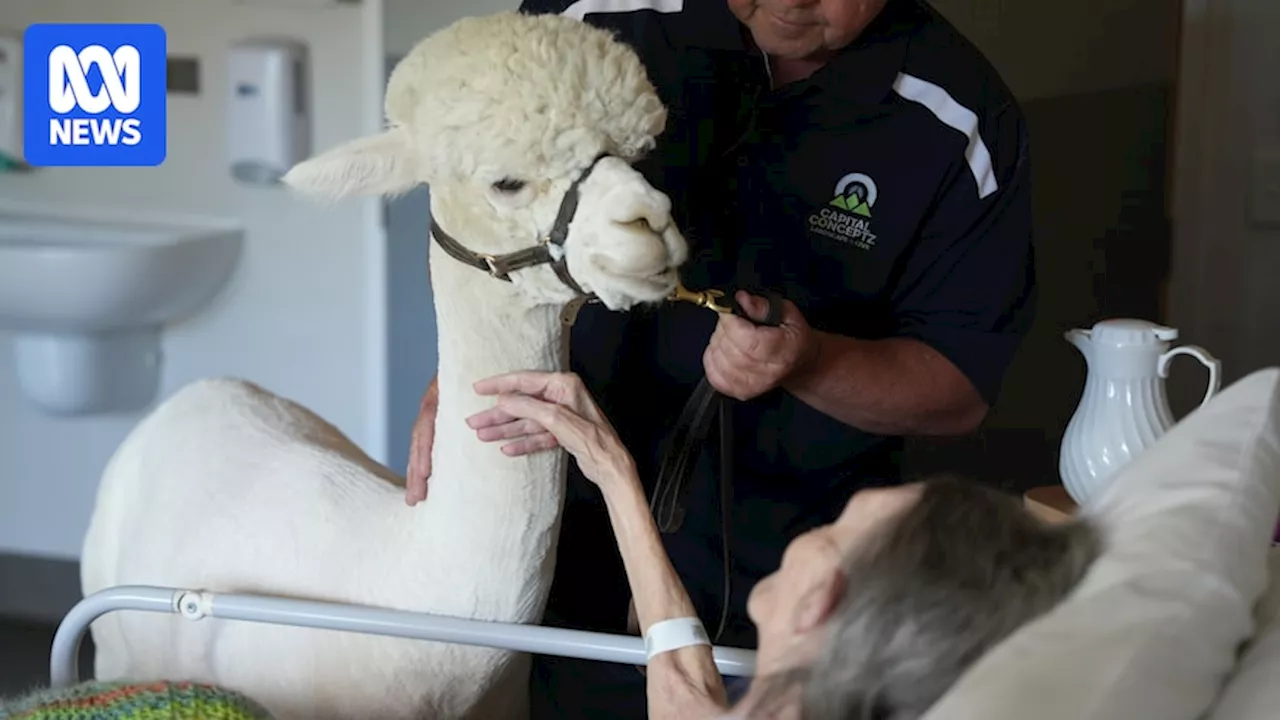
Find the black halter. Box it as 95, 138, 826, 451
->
429, 154, 610, 296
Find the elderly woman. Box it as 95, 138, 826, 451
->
467, 370, 1101, 720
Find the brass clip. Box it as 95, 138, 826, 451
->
669, 281, 733, 314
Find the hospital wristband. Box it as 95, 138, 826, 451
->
644, 616, 711, 660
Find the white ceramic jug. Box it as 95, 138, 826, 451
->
1059, 319, 1222, 507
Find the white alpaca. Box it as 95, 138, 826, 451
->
79, 12, 686, 720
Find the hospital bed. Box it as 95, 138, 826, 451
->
47, 585, 757, 688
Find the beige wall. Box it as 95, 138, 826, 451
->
1168, 0, 1280, 410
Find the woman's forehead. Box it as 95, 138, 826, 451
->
841, 482, 923, 517
830, 483, 925, 546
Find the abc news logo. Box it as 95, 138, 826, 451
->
48, 44, 144, 147
23, 23, 167, 167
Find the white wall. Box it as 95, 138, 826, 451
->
0, 0, 387, 560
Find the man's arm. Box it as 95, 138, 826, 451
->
784, 334, 989, 436
786, 101, 1036, 437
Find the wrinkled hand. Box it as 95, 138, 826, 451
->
405, 376, 440, 506
467, 371, 636, 490
703, 291, 819, 401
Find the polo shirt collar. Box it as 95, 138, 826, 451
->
813, 0, 920, 105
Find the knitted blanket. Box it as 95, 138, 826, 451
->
0, 681, 274, 720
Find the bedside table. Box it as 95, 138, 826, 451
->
1024, 485, 1078, 524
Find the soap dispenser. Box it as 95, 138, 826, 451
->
227, 38, 310, 185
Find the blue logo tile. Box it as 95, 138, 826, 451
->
23, 23, 167, 167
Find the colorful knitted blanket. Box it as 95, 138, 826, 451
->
0, 681, 274, 720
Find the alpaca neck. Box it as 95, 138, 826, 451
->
414, 238, 568, 620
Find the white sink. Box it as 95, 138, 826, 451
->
0, 201, 243, 414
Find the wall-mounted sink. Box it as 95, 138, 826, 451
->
0, 200, 243, 415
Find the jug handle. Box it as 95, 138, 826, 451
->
1157, 345, 1222, 409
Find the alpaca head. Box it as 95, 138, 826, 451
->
283, 11, 688, 311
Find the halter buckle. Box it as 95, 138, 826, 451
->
477, 254, 508, 280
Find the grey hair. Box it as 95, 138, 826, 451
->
749, 474, 1101, 720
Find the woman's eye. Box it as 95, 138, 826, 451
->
492, 178, 526, 193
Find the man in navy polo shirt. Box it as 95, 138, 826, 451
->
405, 1, 1035, 716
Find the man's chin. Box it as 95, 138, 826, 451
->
750, 31, 827, 62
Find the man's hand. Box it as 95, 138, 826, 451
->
405, 376, 439, 506
702, 291, 819, 401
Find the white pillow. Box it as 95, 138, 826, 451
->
1207, 547, 1280, 720
921, 368, 1280, 720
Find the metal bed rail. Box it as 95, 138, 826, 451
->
50, 585, 757, 688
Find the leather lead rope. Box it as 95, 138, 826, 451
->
650, 289, 785, 533
559, 295, 592, 369
559, 280, 787, 646
650, 288, 785, 643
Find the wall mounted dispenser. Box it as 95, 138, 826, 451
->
227, 38, 310, 186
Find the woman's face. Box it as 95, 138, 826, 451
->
746, 483, 923, 673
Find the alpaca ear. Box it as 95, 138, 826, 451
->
282, 126, 420, 202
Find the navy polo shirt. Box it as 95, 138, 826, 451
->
517, 1, 1035, 716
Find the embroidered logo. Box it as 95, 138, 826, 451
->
808, 172, 878, 250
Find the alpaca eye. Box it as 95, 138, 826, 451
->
492, 178, 526, 193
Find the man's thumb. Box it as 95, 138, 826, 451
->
735, 290, 771, 323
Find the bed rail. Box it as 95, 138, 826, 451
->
49, 585, 757, 688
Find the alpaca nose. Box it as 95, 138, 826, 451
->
611, 198, 670, 237
620, 217, 658, 234
610, 191, 682, 262
587, 158, 686, 270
